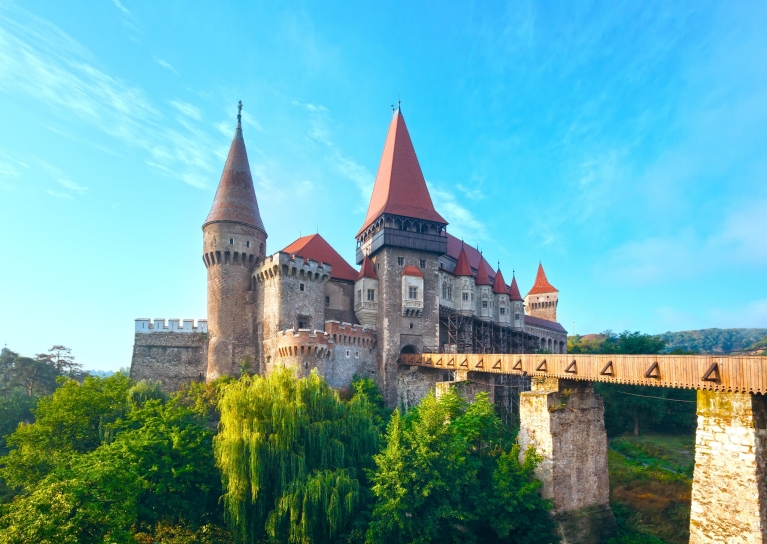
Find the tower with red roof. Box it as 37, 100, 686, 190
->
202, 103, 267, 379
355, 106, 448, 405
525, 263, 559, 322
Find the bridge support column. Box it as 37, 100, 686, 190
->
518, 378, 616, 544
690, 390, 767, 543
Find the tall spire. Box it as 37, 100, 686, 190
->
356, 109, 447, 236
492, 267, 509, 295
203, 102, 265, 233
454, 245, 473, 277
528, 263, 558, 295
475, 258, 492, 285
509, 276, 524, 301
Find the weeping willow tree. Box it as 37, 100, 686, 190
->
214, 367, 379, 544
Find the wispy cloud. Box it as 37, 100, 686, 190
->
38, 160, 88, 196
457, 182, 485, 201
152, 56, 178, 75
0, 153, 27, 191
0, 6, 224, 189
169, 100, 202, 120
429, 183, 488, 244
111, 0, 138, 32
46, 189, 73, 200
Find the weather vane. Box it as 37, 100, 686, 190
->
237, 100, 243, 123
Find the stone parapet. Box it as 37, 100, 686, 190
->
690, 390, 767, 543
135, 318, 208, 333
131, 331, 208, 391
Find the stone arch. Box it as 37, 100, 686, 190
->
400, 345, 418, 355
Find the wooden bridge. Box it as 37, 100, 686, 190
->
399, 352, 767, 394
400, 351, 767, 542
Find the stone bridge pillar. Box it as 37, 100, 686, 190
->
518, 378, 616, 543
690, 390, 767, 543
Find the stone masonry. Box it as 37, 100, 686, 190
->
518, 378, 616, 544
690, 390, 767, 543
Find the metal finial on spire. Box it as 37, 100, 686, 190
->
237, 100, 243, 124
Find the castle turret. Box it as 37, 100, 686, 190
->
492, 267, 510, 326
354, 255, 379, 327
454, 245, 475, 315
475, 258, 493, 321
202, 102, 267, 380
525, 263, 558, 322
355, 107, 448, 406
509, 274, 525, 330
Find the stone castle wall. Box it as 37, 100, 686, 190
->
325, 280, 357, 325
130, 320, 208, 391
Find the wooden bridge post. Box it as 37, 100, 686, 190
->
518, 378, 616, 544
690, 390, 767, 542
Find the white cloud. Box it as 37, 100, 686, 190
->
457, 183, 485, 201
152, 56, 178, 75
0, 154, 26, 191
46, 189, 73, 200
38, 160, 88, 195
0, 7, 225, 189
429, 183, 488, 244
169, 100, 202, 120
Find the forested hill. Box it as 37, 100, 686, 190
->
659, 328, 767, 354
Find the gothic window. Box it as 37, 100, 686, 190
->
229, 238, 234, 245
500, 307, 506, 315
515, 313, 520, 321
408, 286, 418, 299
367, 289, 375, 301
448, 284, 453, 300
397, 257, 404, 266
462, 292, 469, 301
482, 300, 488, 309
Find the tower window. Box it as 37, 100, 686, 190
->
408, 286, 418, 299
397, 257, 404, 266
367, 289, 375, 301
515, 313, 520, 321
213, 237, 217, 246
325, 296, 330, 306
500, 307, 506, 315
246, 241, 251, 248
409, 323, 414, 329
462, 292, 469, 301
482, 300, 488, 309
298, 316, 310, 329
300, 283, 305, 291
229, 238, 234, 245
420, 259, 426, 269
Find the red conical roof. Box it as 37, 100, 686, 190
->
475, 258, 492, 286
282, 234, 358, 282
357, 255, 378, 281
453, 245, 474, 277
356, 109, 447, 236
527, 263, 558, 295
509, 276, 524, 301
492, 268, 509, 295
204, 117, 265, 233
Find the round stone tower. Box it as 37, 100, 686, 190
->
202, 102, 267, 380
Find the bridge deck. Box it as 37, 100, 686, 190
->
399, 353, 767, 394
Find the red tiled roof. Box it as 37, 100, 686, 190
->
356, 109, 447, 236
445, 234, 495, 282
203, 119, 265, 233
357, 255, 378, 281
509, 276, 523, 301
524, 314, 567, 334
402, 265, 424, 277
453, 245, 474, 277
282, 234, 358, 282
475, 259, 492, 286
492, 268, 509, 295
527, 263, 558, 295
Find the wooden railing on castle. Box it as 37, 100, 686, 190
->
399, 353, 767, 394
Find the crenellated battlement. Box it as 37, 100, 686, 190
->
135, 318, 208, 334
324, 320, 376, 348
253, 252, 332, 284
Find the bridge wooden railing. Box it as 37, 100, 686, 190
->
399, 353, 767, 394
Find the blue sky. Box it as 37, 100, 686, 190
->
1, 1, 766, 371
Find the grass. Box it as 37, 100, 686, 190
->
606, 433, 694, 544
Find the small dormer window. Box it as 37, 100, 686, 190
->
229, 238, 234, 245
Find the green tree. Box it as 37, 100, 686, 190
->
367, 389, 556, 544
214, 367, 379, 543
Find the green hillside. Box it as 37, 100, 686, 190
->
659, 328, 767, 354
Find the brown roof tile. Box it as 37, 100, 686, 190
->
282, 234, 358, 282
357, 255, 379, 281
357, 109, 447, 236
509, 276, 524, 301
475, 258, 492, 286
492, 268, 509, 295
203, 119, 265, 232
453, 245, 474, 277
527, 263, 558, 295
402, 265, 425, 277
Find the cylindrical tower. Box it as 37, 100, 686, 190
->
202, 102, 267, 380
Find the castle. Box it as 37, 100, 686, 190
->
130, 105, 567, 407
